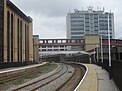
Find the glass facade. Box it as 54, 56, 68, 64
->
0, 0, 4, 62
70, 13, 85, 38
67, 9, 114, 39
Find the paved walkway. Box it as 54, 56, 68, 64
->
75, 64, 119, 91
93, 64, 118, 91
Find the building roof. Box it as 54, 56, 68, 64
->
7, 0, 32, 22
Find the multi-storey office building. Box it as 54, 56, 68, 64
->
66, 6, 115, 39
0, 0, 33, 63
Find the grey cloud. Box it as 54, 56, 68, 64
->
11, 0, 81, 17
11, 0, 122, 39
29, 13, 66, 39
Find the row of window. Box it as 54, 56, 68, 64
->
71, 16, 111, 20
71, 24, 111, 27
71, 25, 112, 29
71, 20, 84, 22
41, 49, 67, 51
71, 20, 112, 25
41, 46, 67, 48
99, 26, 112, 30
71, 32, 84, 35
99, 20, 111, 22
71, 36, 82, 39
71, 28, 84, 30
71, 24, 84, 26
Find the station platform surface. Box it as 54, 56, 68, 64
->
75, 64, 119, 91
0, 62, 47, 73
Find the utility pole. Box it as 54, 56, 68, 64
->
96, 45, 99, 64
108, 13, 112, 79
101, 36, 103, 69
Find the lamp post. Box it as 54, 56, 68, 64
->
96, 44, 99, 64
101, 36, 103, 69
94, 48, 96, 63
108, 13, 112, 79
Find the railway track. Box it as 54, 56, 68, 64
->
0, 64, 49, 84
11, 64, 68, 91
11, 63, 85, 91
1, 63, 86, 91
0, 63, 58, 90
56, 64, 86, 91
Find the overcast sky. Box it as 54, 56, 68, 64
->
11, 0, 122, 39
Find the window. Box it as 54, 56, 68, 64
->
120, 53, 122, 60
25, 23, 26, 61
54, 46, 58, 47
42, 46, 46, 48
0, 0, 3, 62
20, 20, 23, 62
60, 49, 64, 51
60, 46, 64, 47
54, 49, 58, 51
11, 13, 14, 62
25, 24, 29, 61
7, 11, 10, 62
48, 49, 52, 51
42, 49, 46, 51
48, 46, 52, 48
17, 18, 20, 62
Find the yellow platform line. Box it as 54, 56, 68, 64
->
75, 64, 97, 91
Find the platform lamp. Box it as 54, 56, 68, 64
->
96, 44, 99, 64
108, 12, 112, 79
100, 36, 103, 69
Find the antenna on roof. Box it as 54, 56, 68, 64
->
82, 7, 84, 11
97, 6, 99, 11
69, 10, 70, 13
100, 6, 101, 11
103, 7, 105, 12
74, 9, 78, 12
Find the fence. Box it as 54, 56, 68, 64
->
101, 59, 122, 91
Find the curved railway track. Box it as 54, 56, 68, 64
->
0, 64, 53, 84
11, 64, 68, 91
0, 63, 58, 90
1, 63, 86, 91
56, 64, 86, 91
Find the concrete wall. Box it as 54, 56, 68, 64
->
4, 0, 7, 62
29, 19, 33, 61
33, 35, 39, 63
84, 34, 100, 51
66, 13, 71, 39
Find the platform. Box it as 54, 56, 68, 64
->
0, 62, 47, 74
75, 64, 119, 91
